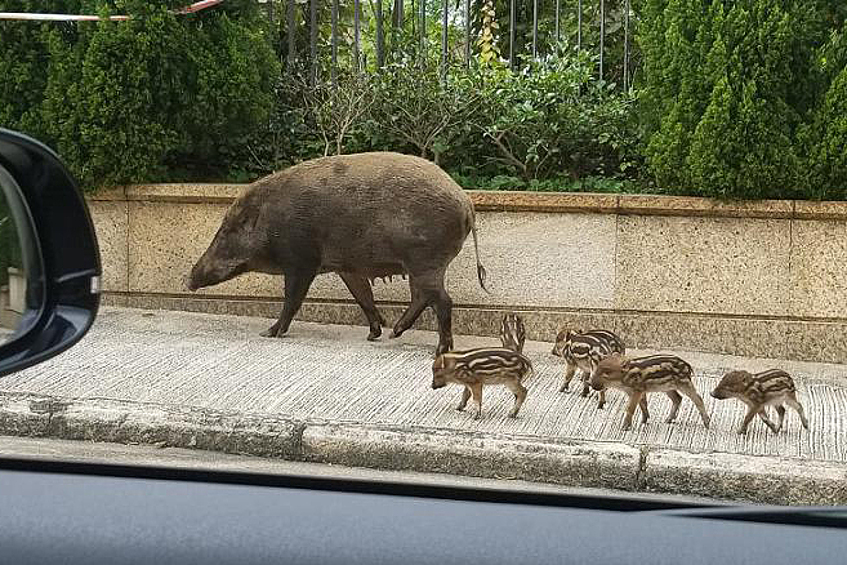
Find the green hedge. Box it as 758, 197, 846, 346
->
0, 0, 279, 189
638, 0, 847, 199
2, 0, 846, 200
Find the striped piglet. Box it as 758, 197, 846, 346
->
432, 348, 533, 420
499, 313, 527, 353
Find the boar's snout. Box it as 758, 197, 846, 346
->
710, 388, 727, 400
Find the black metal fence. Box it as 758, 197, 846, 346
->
267, 0, 635, 90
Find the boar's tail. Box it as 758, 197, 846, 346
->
469, 210, 489, 293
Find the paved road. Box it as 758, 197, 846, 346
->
1, 307, 846, 463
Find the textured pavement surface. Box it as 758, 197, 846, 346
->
1, 307, 846, 463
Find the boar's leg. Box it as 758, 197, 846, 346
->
261, 268, 317, 338
339, 272, 386, 341
429, 285, 454, 356
391, 270, 455, 355
390, 283, 428, 339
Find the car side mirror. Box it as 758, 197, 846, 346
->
0, 128, 101, 378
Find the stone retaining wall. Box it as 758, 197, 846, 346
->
87, 185, 847, 364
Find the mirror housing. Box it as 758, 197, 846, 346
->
0, 128, 101, 378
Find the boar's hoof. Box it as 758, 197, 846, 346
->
435, 344, 451, 356
367, 326, 382, 341
260, 324, 286, 338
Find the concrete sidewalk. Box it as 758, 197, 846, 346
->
1, 307, 846, 504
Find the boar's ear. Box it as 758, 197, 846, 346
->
225, 190, 263, 235
236, 198, 262, 234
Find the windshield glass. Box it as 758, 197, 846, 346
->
1, 0, 846, 507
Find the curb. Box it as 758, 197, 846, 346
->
643, 449, 847, 505
301, 423, 641, 490
0, 392, 301, 459
1, 391, 845, 505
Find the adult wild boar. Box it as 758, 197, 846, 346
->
186, 152, 487, 355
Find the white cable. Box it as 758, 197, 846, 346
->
0, 0, 223, 21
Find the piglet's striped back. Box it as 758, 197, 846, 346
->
442, 347, 533, 380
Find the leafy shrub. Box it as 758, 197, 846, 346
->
803, 29, 847, 199
364, 57, 481, 165
451, 171, 637, 193
468, 48, 640, 181
0, 0, 279, 189
638, 0, 840, 199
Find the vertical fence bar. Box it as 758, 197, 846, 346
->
532, 0, 538, 60
331, 0, 339, 86
310, 0, 317, 84
555, 0, 560, 43
599, 0, 605, 81
398, 0, 404, 25
391, 0, 399, 63
354, 0, 361, 70
509, 0, 515, 69
441, 0, 448, 72
464, 0, 471, 66
577, 0, 582, 50
286, 0, 295, 69
376, 0, 385, 67
420, 0, 426, 66
624, 0, 630, 90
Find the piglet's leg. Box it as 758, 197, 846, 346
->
579, 370, 591, 398
757, 407, 779, 433
469, 383, 483, 420
738, 404, 758, 435
505, 380, 527, 418
774, 405, 786, 432
680, 382, 711, 429
622, 392, 643, 431
665, 390, 682, 423
596, 389, 606, 410
456, 387, 471, 411
560, 363, 576, 393
639, 395, 650, 424
785, 394, 810, 430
